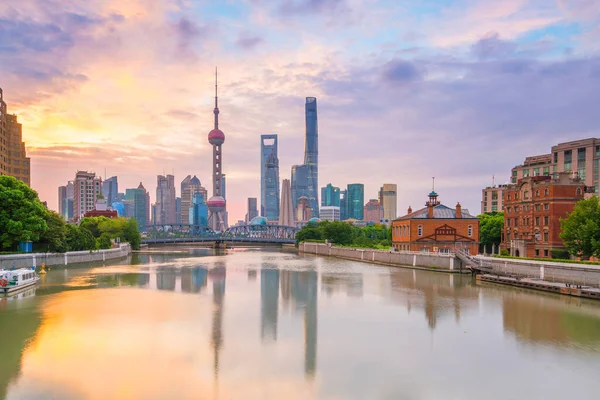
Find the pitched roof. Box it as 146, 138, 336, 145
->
395, 204, 478, 221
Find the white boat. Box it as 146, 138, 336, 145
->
0, 268, 40, 295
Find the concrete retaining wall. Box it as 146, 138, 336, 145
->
477, 256, 600, 287
0, 244, 132, 269
300, 243, 461, 272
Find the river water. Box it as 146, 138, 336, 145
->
1, 247, 599, 400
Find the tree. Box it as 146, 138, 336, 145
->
79, 216, 110, 238
96, 233, 112, 250
39, 211, 68, 252
320, 221, 354, 245
295, 226, 322, 245
65, 225, 96, 251
560, 197, 600, 259
479, 212, 504, 251
0, 176, 48, 250
122, 218, 141, 250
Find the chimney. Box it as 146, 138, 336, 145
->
407, 206, 412, 214
455, 202, 462, 219
427, 204, 434, 218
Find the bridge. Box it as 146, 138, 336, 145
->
142, 224, 300, 245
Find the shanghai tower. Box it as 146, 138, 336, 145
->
291, 97, 319, 217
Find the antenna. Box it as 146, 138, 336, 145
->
432, 177, 435, 192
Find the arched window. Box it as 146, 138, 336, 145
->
544, 188, 549, 196
535, 189, 540, 197
576, 187, 582, 195
418, 225, 423, 236
468, 225, 473, 237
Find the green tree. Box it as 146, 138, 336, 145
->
479, 212, 504, 251
79, 216, 111, 238
0, 176, 48, 250
122, 218, 141, 250
295, 226, 323, 244
96, 233, 112, 250
65, 225, 96, 251
39, 211, 68, 252
560, 197, 600, 259
320, 221, 354, 245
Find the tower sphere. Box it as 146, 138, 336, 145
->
207, 195, 226, 212
208, 128, 225, 145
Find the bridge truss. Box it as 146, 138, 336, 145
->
143, 224, 300, 244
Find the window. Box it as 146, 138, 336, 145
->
544, 249, 549, 257
544, 188, 549, 196
535, 249, 539, 257
535, 216, 540, 226
554, 152, 558, 163
544, 216, 549, 225
576, 187, 582, 196
543, 166, 550, 176
596, 146, 600, 157
507, 219, 511, 227
468, 225, 473, 237
506, 231, 511, 241
418, 225, 423, 236
533, 168, 540, 176
523, 169, 530, 177
514, 217, 518, 226
578, 168, 586, 180
578, 147, 586, 162
506, 207, 512, 213
543, 230, 549, 242
535, 204, 541, 211
535, 189, 540, 197
544, 203, 549, 210
507, 193, 511, 200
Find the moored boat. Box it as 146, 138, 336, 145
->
0, 268, 40, 294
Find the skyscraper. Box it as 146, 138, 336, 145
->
295, 196, 312, 223
0, 89, 30, 186
125, 183, 149, 231
364, 199, 382, 224
321, 184, 340, 207
246, 197, 258, 223
156, 174, 176, 224
279, 179, 294, 226
58, 185, 67, 217
291, 97, 319, 216
102, 176, 118, 206
74, 171, 102, 221
347, 184, 364, 220
207, 69, 227, 231
340, 189, 348, 221
261, 134, 280, 220
189, 191, 208, 231
379, 183, 398, 221
181, 175, 203, 224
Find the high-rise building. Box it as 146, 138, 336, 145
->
74, 171, 102, 221
102, 176, 118, 206
156, 174, 176, 224
207, 69, 227, 231
364, 199, 382, 224
379, 184, 397, 221
346, 184, 364, 220
279, 179, 294, 227
246, 198, 258, 223
340, 189, 348, 221
551, 138, 600, 195
291, 97, 319, 216
481, 184, 508, 214
320, 206, 340, 221
295, 196, 312, 223
261, 134, 280, 220
58, 185, 67, 217
64, 181, 74, 220
189, 192, 208, 231
125, 183, 149, 231
175, 197, 182, 224
511, 154, 552, 184
321, 184, 340, 207
181, 175, 203, 224
0, 89, 30, 186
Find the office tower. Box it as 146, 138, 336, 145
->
261, 134, 280, 220
291, 97, 319, 216
379, 183, 398, 221
207, 69, 227, 231
156, 174, 176, 224
64, 181, 74, 220
102, 176, 118, 206
320, 206, 340, 221
246, 198, 258, 223
151, 204, 157, 225
176, 197, 181, 224
181, 175, 203, 224
189, 192, 208, 231
295, 196, 312, 222
340, 189, 348, 221
74, 171, 102, 221
279, 179, 294, 226
58, 186, 67, 217
364, 199, 382, 224
347, 184, 364, 220
321, 183, 340, 207
0, 89, 30, 186
481, 183, 508, 213
125, 183, 149, 231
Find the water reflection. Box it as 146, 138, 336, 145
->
210, 263, 226, 378
261, 266, 279, 341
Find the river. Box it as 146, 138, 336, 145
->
1, 247, 599, 399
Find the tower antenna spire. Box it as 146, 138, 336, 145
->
214, 66, 219, 129
432, 177, 435, 192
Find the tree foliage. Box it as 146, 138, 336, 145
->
560, 197, 600, 260
65, 225, 96, 251
479, 212, 504, 250
296, 221, 392, 248
39, 211, 68, 252
0, 176, 48, 250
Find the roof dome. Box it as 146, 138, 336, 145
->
249, 216, 267, 226
190, 175, 201, 185
307, 217, 321, 226
208, 129, 225, 145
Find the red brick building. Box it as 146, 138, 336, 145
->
501, 172, 587, 258
392, 191, 479, 254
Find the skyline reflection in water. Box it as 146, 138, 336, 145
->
1, 248, 600, 399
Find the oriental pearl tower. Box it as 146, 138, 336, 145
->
207, 68, 227, 231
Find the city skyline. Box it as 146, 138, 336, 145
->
1, 1, 599, 222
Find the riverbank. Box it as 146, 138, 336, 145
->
299, 242, 467, 273
0, 244, 132, 269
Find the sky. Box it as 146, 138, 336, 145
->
1, 0, 600, 222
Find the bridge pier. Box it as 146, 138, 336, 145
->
213, 241, 227, 250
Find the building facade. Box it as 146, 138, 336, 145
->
346, 184, 364, 220
0, 89, 30, 186
501, 173, 587, 258
291, 97, 319, 216
321, 184, 340, 207
181, 175, 205, 225
125, 183, 149, 231
102, 176, 118, 206
156, 174, 176, 225
246, 197, 258, 223
379, 184, 397, 221
551, 138, 600, 195
295, 196, 312, 223
261, 135, 280, 220
320, 206, 340, 221
340, 189, 348, 221
511, 154, 552, 184
279, 178, 294, 227
74, 171, 102, 221
481, 184, 508, 214
189, 192, 208, 231
364, 199, 382, 224
391, 191, 479, 254
0, 88, 6, 177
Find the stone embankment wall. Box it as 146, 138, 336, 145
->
0, 244, 131, 269
477, 256, 600, 287
299, 242, 464, 272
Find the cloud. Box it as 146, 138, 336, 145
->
471, 32, 518, 60
381, 60, 423, 83
277, 0, 348, 16
236, 34, 265, 50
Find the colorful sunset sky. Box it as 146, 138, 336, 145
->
1, 0, 599, 221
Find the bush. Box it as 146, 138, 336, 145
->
550, 249, 570, 260
500, 249, 510, 256
96, 233, 112, 250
